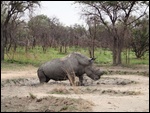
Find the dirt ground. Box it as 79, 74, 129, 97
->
1, 65, 149, 112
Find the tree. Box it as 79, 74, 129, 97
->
131, 17, 149, 58
1, 1, 40, 61
5, 18, 24, 52
86, 16, 98, 58
71, 24, 86, 47
28, 14, 51, 52
76, 1, 149, 65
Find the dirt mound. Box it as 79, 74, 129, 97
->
1, 95, 93, 112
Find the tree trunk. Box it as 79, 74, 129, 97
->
116, 47, 122, 65
32, 38, 36, 49
112, 37, 117, 65
89, 48, 92, 58
14, 43, 17, 52
113, 47, 122, 65
112, 49, 116, 65
7, 43, 12, 52
125, 48, 130, 64
1, 26, 4, 61
59, 45, 62, 53
125, 48, 128, 64
112, 36, 122, 65
42, 45, 47, 53
117, 36, 122, 65
1, 8, 14, 61
92, 38, 95, 58
128, 48, 130, 64
64, 44, 67, 53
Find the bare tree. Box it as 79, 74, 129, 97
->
1, 1, 40, 61
76, 1, 149, 65
85, 16, 99, 58
28, 14, 51, 53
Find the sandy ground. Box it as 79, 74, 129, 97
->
1, 65, 149, 112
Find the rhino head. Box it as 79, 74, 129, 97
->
85, 65, 104, 81
72, 52, 104, 80
74, 52, 95, 66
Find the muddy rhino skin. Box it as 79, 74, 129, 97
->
37, 52, 104, 85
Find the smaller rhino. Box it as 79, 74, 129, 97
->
37, 52, 104, 86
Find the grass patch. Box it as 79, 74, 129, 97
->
105, 70, 149, 76
29, 93, 37, 99
2, 46, 149, 67
1, 61, 31, 70
49, 87, 70, 94
1, 60, 37, 71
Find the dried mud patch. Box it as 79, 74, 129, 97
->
1, 95, 93, 112
1, 78, 39, 88
95, 77, 138, 86
47, 87, 141, 96
1, 76, 137, 88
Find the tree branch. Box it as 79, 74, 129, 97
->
127, 5, 148, 26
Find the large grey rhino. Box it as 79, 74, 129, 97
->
37, 52, 104, 86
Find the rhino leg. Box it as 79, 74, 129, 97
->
79, 76, 84, 86
67, 74, 75, 86
37, 69, 50, 83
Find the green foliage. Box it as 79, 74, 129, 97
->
3, 46, 149, 67
28, 14, 50, 29
94, 48, 112, 64
4, 46, 66, 66
122, 50, 149, 65
131, 17, 149, 58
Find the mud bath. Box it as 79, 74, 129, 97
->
1, 66, 149, 112
1, 76, 137, 87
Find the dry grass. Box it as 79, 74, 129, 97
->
29, 92, 37, 99
48, 85, 82, 94
61, 67, 77, 86
50, 87, 70, 94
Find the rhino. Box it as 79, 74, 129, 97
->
37, 52, 104, 86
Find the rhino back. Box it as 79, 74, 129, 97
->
41, 59, 67, 79
41, 57, 79, 79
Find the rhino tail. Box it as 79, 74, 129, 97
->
37, 69, 50, 83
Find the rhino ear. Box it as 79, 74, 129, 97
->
89, 58, 96, 62
91, 58, 96, 60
